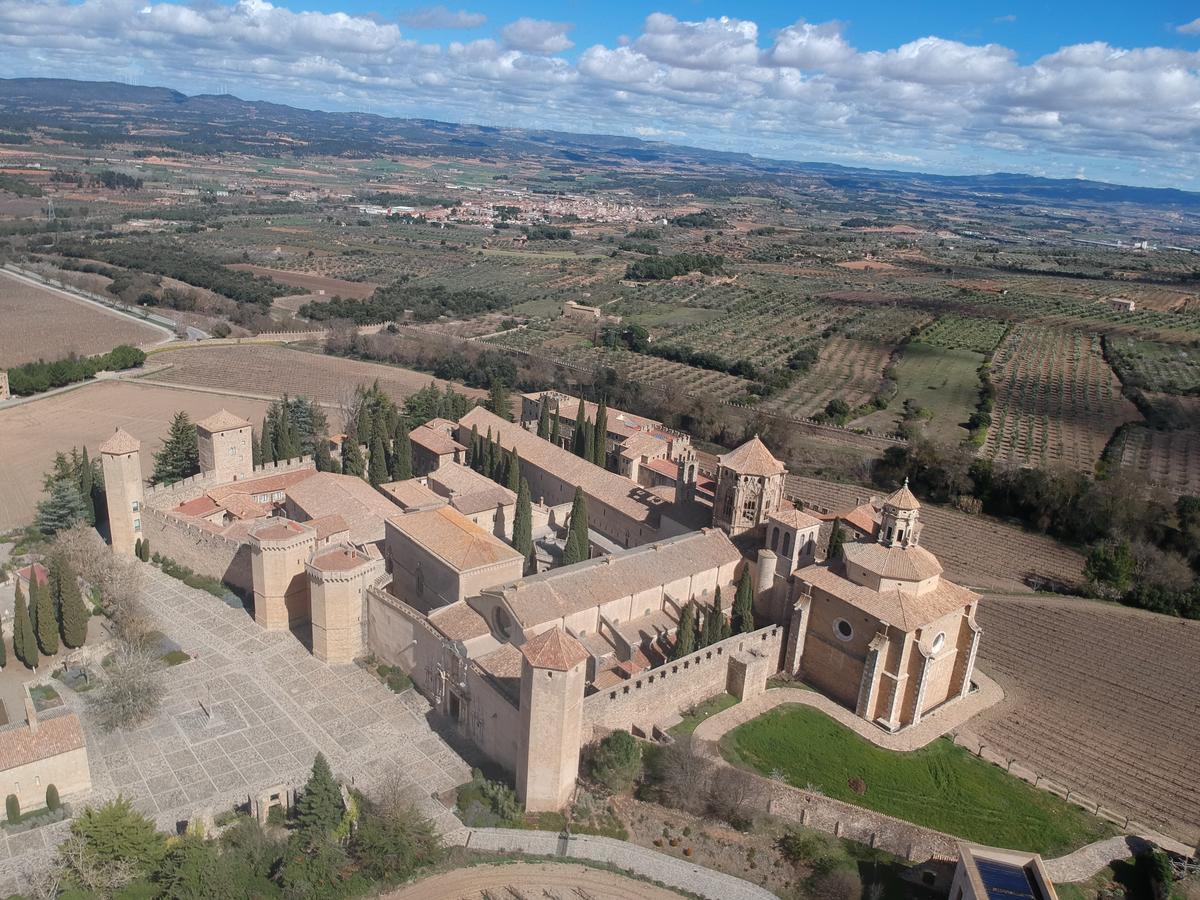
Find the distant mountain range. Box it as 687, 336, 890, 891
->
1, 76, 1198, 211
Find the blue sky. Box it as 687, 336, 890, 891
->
0, 1, 1198, 188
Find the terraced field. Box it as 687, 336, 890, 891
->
971, 595, 1200, 846
984, 326, 1142, 470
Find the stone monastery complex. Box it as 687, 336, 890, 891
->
99, 392, 982, 812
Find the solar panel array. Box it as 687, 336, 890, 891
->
976, 859, 1045, 900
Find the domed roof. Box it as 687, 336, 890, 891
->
883, 478, 920, 512
718, 436, 785, 477
842, 541, 942, 582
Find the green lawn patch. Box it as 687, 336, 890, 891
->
669, 692, 739, 737
722, 705, 1114, 856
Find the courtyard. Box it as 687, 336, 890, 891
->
0, 565, 471, 892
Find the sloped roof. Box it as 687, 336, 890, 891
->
769, 507, 822, 530
884, 479, 921, 511
309, 544, 371, 573
0, 713, 85, 771
842, 541, 943, 582
388, 505, 522, 571
309, 514, 350, 541
427, 462, 515, 516
410, 424, 466, 456
196, 409, 251, 433
718, 436, 785, 477
250, 518, 311, 543
16, 563, 49, 587
429, 601, 491, 641
796, 563, 976, 631
489, 528, 741, 628
99, 427, 140, 455
379, 478, 444, 510
521, 627, 589, 671
286, 472, 404, 544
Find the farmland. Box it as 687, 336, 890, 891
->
227, 263, 379, 299
0, 380, 271, 530
1111, 417, 1200, 496
0, 269, 165, 366
855, 342, 983, 444
1104, 335, 1200, 394
983, 326, 1142, 470
971, 594, 1200, 846
917, 315, 1009, 354
761, 337, 893, 419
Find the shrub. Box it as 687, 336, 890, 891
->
589, 731, 642, 794
46, 784, 60, 811
6, 794, 19, 824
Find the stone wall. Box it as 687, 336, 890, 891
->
0, 745, 90, 811
142, 457, 314, 510
139, 507, 253, 594
582, 625, 784, 737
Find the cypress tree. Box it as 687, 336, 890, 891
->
536, 397, 551, 440
513, 478, 533, 573
593, 398, 608, 467
79, 446, 95, 525
673, 602, 697, 660
12, 582, 25, 667
582, 421, 596, 466
484, 429, 496, 479
733, 566, 755, 634
0, 616, 6, 670
829, 524, 846, 560
152, 411, 200, 485
251, 429, 263, 468
14, 591, 37, 670
36, 566, 59, 657
467, 424, 480, 469
28, 575, 39, 641
368, 430, 389, 485
390, 419, 413, 481
572, 401, 587, 456
492, 443, 507, 486
134, 538, 143, 560
562, 487, 590, 566
550, 412, 561, 448
260, 417, 274, 465
341, 436, 365, 478
294, 753, 344, 836
506, 449, 521, 494
314, 437, 332, 473
59, 557, 89, 649
712, 588, 730, 643
487, 380, 512, 421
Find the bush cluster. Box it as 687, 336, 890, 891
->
6, 345, 145, 396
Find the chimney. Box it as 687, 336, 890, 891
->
24, 696, 38, 734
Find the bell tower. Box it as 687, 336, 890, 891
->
879, 479, 921, 548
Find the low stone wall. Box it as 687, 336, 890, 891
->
139, 506, 252, 594
582, 626, 784, 737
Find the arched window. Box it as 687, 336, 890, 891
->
770, 527, 780, 551
781, 531, 792, 557
897, 529, 905, 543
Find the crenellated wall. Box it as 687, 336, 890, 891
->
142, 457, 315, 509
138, 506, 253, 594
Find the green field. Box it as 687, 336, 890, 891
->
1105, 336, 1200, 394
855, 342, 983, 443
722, 706, 1115, 856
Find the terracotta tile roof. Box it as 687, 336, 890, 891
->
196, 409, 251, 433
525, 391, 660, 440
642, 457, 680, 479
842, 541, 943, 581
388, 506, 522, 571
380, 479, 444, 510
424, 417, 459, 433
521, 627, 589, 671
0, 713, 85, 771
769, 508, 822, 530
619, 431, 668, 461
458, 407, 666, 524
591, 667, 626, 690
215, 493, 268, 521
486, 529, 741, 628
839, 503, 880, 536
718, 436, 785, 477
309, 514, 350, 541
475, 643, 525, 702
175, 495, 221, 517
208, 469, 316, 501
16, 563, 49, 587
428, 462, 515, 516
796, 563, 977, 631
429, 601, 491, 641
286, 472, 404, 544
410, 424, 465, 456
251, 518, 311, 542
99, 427, 140, 455
309, 545, 370, 572
884, 479, 921, 511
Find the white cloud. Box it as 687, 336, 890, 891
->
499, 17, 573, 54
399, 6, 486, 30
1177, 17, 1200, 35
0, 2, 1196, 186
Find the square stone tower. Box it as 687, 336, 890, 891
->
517, 628, 589, 812
99, 428, 144, 556
196, 409, 254, 484
248, 519, 316, 630
307, 546, 375, 664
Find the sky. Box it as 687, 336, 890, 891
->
0, 1, 1198, 188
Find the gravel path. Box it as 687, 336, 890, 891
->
384, 861, 685, 899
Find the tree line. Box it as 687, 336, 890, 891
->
624, 252, 725, 281
6, 345, 145, 396
300, 282, 514, 325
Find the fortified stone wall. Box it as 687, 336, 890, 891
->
142, 457, 314, 510
139, 506, 253, 594
582, 625, 785, 738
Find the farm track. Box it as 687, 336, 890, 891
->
785, 475, 1086, 592
972, 595, 1200, 845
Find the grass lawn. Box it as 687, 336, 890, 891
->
890, 342, 984, 444
668, 693, 739, 737
722, 705, 1115, 856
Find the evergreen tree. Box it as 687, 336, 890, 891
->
368, 430, 389, 485
506, 449, 521, 494
733, 566, 755, 634
391, 419, 413, 481
151, 411, 200, 485
294, 753, 345, 836
11, 583, 25, 667
58, 557, 90, 648
572, 401, 587, 456
14, 591, 37, 670
674, 602, 697, 659
35, 479, 87, 535
492, 443, 508, 485
712, 588, 730, 643
35, 567, 58, 657
467, 424, 480, 469
27, 574, 38, 640
134, 538, 143, 560
314, 437, 333, 472
341, 436, 365, 478
513, 478, 533, 573
487, 380, 512, 421
562, 487, 590, 566
550, 413, 561, 448
593, 398, 608, 467
78, 446, 95, 525
484, 429, 496, 478
251, 428, 263, 468
260, 417, 275, 464
582, 421, 596, 466
0, 616, 6, 670
829, 523, 846, 560
536, 397, 551, 440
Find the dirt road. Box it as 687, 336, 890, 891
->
384, 862, 684, 899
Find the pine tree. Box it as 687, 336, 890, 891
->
35, 566, 58, 657
58, 557, 89, 649
593, 398, 608, 467
341, 437, 365, 478
506, 449, 521, 494
294, 753, 344, 836
368, 430, 389, 485
487, 380, 512, 421
562, 487, 590, 566
572, 401, 587, 456
152, 412, 200, 485
673, 602, 696, 660
550, 413, 561, 448
35, 480, 87, 535
733, 566, 755, 634
513, 478, 533, 573
78, 446, 95, 525
390, 419, 413, 481
14, 591, 37, 671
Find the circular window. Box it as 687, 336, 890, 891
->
833, 618, 853, 641
930, 632, 946, 653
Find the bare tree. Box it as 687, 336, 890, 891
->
55, 833, 139, 896
55, 525, 149, 643
87, 642, 166, 732
703, 766, 768, 829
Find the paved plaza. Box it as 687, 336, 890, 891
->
0, 565, 471, 892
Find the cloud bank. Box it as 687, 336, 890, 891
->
0, 0, 1197, 187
